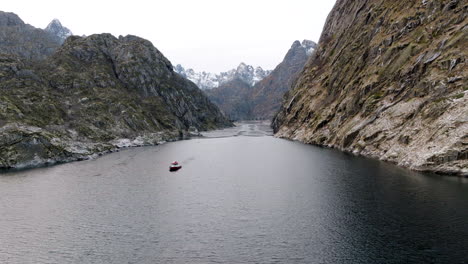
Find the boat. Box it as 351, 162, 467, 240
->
169, 161, 182, 172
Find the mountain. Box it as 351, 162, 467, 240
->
273, 0, 467, 175
0, 33, 231, 170
0, 11, 61, 60
204, 78, 254, 120
205, 39, 316, 120
174, 63, 271, 90
44, 18, 73, 43
250, 40, 317, 119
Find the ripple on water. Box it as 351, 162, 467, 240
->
0, 122, 467, 263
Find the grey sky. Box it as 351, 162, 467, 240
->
3, 0, 336, 72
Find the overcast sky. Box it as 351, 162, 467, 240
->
3, 0, 336, 72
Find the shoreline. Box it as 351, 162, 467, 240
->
274, 134, 468, 178
0, 126, 201, 173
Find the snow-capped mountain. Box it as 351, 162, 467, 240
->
44, 19, 72, 43
301, 39, 317, 55
174, 63, 272, 90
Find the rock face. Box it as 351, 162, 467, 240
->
250, 40, 317, 119
273, 0, 467, 175
205, 78, 254, 120
205, 40, 316, 120
0, 11, 61, 60
0, 33, 231, 170
44, 18, 73, 43
175, 63, 271, 90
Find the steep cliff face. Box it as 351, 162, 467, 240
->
0, 11, 61, 60
205, 40, 316, 120
251, 40, 317, 119
0, 34, 230, 170
274, 0, 467, 175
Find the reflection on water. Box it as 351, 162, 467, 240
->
1, 122, 467, 263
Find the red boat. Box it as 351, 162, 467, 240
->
169, 161, 182, 172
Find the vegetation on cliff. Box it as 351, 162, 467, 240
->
0, 32, 230, 169
274, 0, 467, 175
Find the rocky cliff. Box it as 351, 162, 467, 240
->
206, 40, 316, 120
0, 33, 230, 170
250, 40, 317, 119
0, 11, 61, 60
273, 0, 467, 175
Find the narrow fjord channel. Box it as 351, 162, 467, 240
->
1, 122, 467, 263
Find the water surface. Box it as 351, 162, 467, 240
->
1, 122, 467, 263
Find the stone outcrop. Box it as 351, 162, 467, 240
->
0, 33, 231, 170
273, 0, 467, 176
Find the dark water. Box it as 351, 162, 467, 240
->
1, 122, 467, 264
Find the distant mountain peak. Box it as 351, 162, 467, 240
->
204, 38, 317, 120
174, 63, 272, 90
236, 62, 253, 73
301, 39, 317, 55
50, 18, 62, 25
174, 40, 316, 92
44, 18, 72, 43
0, 11, 62, 60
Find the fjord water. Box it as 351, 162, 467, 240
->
1, 122, 467, 264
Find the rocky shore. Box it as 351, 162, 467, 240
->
0, 123, 201, 171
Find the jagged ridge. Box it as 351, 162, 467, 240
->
174, 63, 271, 90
